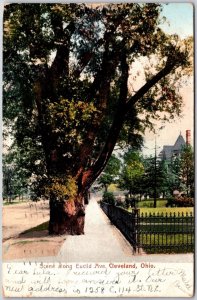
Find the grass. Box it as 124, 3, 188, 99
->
128, 206, 193, 216
137, 208, 194, 254
3, 201, 21, 206
139, 207, 194, 216
108, 184, 120, 193
124, 204, 194, 254
3, 200, 29, 206
12, 239, 49, 246
136, 199, 167, 208
21, 221, 49, 234
139, 234, 194, 254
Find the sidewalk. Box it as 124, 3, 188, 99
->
57, 196, 193, 263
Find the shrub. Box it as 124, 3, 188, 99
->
102, 191, 115, 205
166, 196, 194, 207
116, 196, 123, 207
174, 196, 194, 207
124, 194, 130, 208
166, 197, 175, 207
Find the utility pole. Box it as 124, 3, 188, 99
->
154, 137, 157, 208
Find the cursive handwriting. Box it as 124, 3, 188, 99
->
3, 262, 193, 297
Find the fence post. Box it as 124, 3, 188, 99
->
132, 208, 140, 253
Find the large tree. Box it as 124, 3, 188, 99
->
3, 3, 192, 234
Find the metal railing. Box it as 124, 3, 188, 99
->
100, 202, 195, 254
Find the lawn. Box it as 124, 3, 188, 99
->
3, 199, 29, 206
21, 221, 49, 234
139, 207, 194, 216
136, 199, 167, 208
137, 208, 194, 254
128, 206, 194, 216
127, 205, 194, 254
139, 233, 194, 254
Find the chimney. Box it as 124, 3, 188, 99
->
186, 130, 191, 145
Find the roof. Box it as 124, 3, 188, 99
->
160, 146, 173, 160
159, 134, 186, 160
173, 134, 186, 151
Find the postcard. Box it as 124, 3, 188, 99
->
1, 1, 194, 298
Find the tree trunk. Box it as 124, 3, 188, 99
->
84, 190, 90, 205
49, 196, 85, 235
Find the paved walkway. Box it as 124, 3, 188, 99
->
57, 196, 193, 263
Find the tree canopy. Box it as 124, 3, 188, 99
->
3, 3, 192, 218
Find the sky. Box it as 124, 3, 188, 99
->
160, 3, 193, 38
142, 3, 194, 156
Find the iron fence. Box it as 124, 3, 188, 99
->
100, 202, 195, 254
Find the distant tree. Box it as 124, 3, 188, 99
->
179, 145, 194, 197
141, 156, 170, 205
98, 154, 121, 192
119, 150, 144, 198
160, 145, 194, 198
3, 152, 29, 201
3, 3, 192, 234
164, 156, 182, 194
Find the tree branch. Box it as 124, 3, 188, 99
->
50, 18, 75, 90
126, 60, 178, 109
82, 59, 178, 189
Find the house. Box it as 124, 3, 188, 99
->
159, 131, 190, 161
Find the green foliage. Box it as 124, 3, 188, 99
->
46, 98, 98, 145
118, 149, 145, 195
21, 221, 49, 234
179, 145, 194, 196
161, 145, 194, 197
3, 153, 30, 200
107, 184, 120, 193
137, 199, 167, 208
98, 154, 121, 191
45, 176, 77, 201
102, 191, 115, 205
139, 156, 165, 198
3, 3, 192, 202
119, 144, 194, 202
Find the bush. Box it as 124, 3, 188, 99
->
174, 196, 194, 207
116, 196, 123, 207
166, 196, 194, 207
166, 197, 175, 207
124, 194, 130, 208
102, 191, 115, 205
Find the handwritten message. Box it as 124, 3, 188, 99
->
3, 262, 193, 297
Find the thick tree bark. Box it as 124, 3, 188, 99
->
49, 195, 85, 235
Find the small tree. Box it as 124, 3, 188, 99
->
98, 154, 121, 192
164, 156, 182, 195
119, 150, 144, 199
140, 156, 169, 205
179, 145, 194, 197
3, 152, 29, 201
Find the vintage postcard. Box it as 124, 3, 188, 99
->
1, 1, 195, 298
